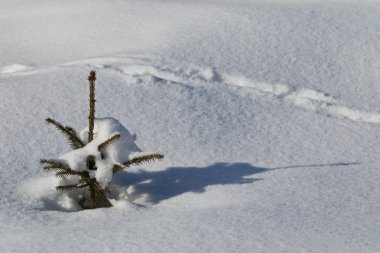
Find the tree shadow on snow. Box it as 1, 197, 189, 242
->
112, 162, 359, 204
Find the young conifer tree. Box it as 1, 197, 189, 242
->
41, 71, 163, 209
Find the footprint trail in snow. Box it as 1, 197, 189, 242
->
88, 56, 380, 124
2, 56, 380, 124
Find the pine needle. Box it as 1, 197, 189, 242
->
98, 133, 120, 152
56, 184, 80, 191
40, 159, 71, 172
55, 171, 85, 178
112, 164, 125, 173
76, 183, 89, 188
65, 126, 81, 139
45, 118, 84, 149
123, 153, 164, 167
113, 153, 164, 173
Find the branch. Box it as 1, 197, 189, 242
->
45, 118, 84, 149
41, 159, 72, 173
113, 153, 164, 173
98, 132, 120, 152
56, 184, 80, 191
55, 171, 86, 178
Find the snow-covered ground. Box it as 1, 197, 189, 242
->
1, 0, 380, 252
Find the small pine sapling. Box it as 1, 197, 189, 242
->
41, 71, 164, 209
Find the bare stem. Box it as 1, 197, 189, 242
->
89, 180, 96, 209
88, 71, 96, 143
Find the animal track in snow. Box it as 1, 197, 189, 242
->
2, 55, 380, 124
223, 74, 380, 123
91, 58, 380, 124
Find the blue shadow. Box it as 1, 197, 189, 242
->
112, 162, 359, 204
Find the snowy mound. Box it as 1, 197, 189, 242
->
59, 117, 141, 186
79, 117, 141, 161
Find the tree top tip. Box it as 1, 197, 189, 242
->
88, 71, 96, 82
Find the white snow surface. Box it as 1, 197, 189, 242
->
1, 0, 380, 252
